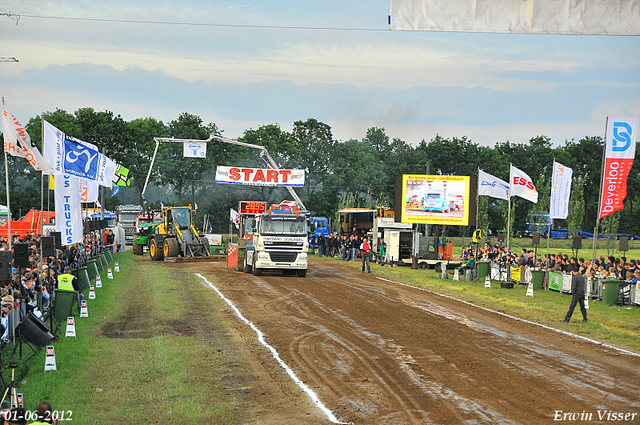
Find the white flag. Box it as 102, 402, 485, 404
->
79, 178, 99, 203
1, 105, 52, 173
183, 142, 207, 158
55, 174, 83, 245
478, 169, 509, 200
509, 165, 538, 203
230, 209, 240, 229
550, 161, 573, 220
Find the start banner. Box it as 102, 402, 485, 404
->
599, 117, 638, 219
215, 166, 304, 187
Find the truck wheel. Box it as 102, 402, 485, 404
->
243, 256, 252, 273
297, 269, 307, 277
419, 262, 428, 269
132, 243, 143, 256
149, 238, 164, 261
252, 258, 262, 276
164, 238, 180, 258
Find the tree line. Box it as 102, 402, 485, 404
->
1, 107, 638, 238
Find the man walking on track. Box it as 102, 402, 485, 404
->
360, 237, 372, 274
560, 264, 588, 323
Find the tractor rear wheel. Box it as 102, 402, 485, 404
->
132, 243, 143, 255
164, 237, 180, 258
149, 238, 164, 261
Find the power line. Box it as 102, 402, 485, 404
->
18, 13, 389, 33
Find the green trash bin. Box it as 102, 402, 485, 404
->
53, 289, 77, 325
531, 270, 545, 291
87, 260, 99, 279
77, 266, 91, 292
95, 255, 104, 272
104, 249, 113, 263
601, 279, 621, 305
477, 261, 491, 282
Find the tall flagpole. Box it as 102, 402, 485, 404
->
507, 164, 512, 252
593, 118, 609, 264
2, 98, 12, 251
545, 160, 554, 289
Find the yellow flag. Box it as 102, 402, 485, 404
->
49, 175, 55, 190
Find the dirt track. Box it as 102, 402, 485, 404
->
184, 257, 640, 424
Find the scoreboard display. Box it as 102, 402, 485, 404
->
239, 201, 267, 215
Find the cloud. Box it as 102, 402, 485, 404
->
3, 63, 637, 148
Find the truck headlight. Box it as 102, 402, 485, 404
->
258, 253, 269, 260
298, 253, 307, 261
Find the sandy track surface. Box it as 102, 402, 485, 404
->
185, 258, 640, 424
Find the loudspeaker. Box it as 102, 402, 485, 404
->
50, 231, 62, 249
532, 232, 540, 245
572, 235, 582, 250
42, 236, 55, 257
619, 236, 629, 252
13, 243, 30, 268
497, 232, 505, 242
0, 251, 11, 283
17, 312, 55, 347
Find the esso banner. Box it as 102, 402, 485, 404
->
215, 166, 305, 187
509, 165, 538, 203
599, 117, 639, 219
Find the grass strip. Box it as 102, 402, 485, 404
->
6, 253, 244, 424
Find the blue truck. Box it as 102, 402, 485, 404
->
308, 216, 330, 247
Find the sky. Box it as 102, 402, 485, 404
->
1, 1, 639, 148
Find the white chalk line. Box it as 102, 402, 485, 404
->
194, 273, 349, 425
375, 277, 640, 359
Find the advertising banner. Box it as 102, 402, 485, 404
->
510, 266, 521, 283
549, 272, 562, 291
183, 141, 207, 158
55, 174, 83, 245
401, 174, 470, 225
215, 166, 305, 187
599, 117, 639, 219
388, 0, 640, 35
550, 161, 573, 220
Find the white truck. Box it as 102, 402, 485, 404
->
244, 208, 308, 277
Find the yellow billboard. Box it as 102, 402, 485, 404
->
401, 174, 470, 225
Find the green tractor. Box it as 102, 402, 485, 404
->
147, 205, 210, 261
132, 221, 162, 255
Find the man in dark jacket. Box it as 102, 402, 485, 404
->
560, 264, 588, 323
318, 234, 325, 258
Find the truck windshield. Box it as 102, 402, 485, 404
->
119, 213, 138, 224
261, 216, 306, 235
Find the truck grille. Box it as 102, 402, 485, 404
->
269, 252, 297, 262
